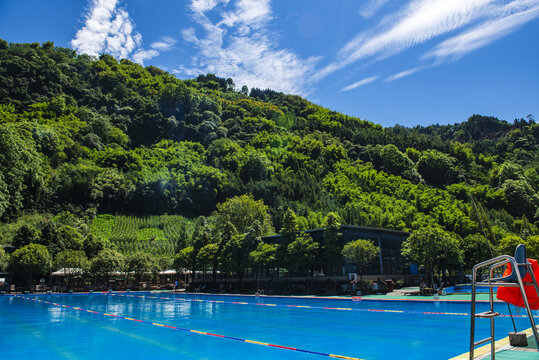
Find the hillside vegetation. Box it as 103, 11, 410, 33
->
0, 40, 538, 285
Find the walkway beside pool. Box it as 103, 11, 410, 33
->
450, 326, 539, 359
358, 286, 499, 302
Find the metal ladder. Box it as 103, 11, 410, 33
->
469, 254, 539, 359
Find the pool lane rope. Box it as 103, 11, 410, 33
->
109, 293, 536, 318
13, 295, 361, 360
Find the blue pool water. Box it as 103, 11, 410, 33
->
0, 292, 536, 360
445, 285, 498, 294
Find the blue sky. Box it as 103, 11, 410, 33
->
1, 0, 538, 127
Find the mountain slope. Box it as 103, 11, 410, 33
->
0, 39, 538, 247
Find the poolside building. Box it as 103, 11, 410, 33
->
262, 225, 414, 280
2, 245, 15, 253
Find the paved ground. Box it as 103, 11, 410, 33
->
450, 326, 539, 359
480, 332, 539, 360
360, 286, 496, 302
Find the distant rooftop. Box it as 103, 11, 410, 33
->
2, 245, 15, 253
262, 224, 409, 240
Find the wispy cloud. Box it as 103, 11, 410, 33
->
385, 66, 424, 82
359, 0, 389, 18
317, 0, 539, 89
190, 0, 229, 14
424, 2, 539, 62
318, 0, 493, 80
340, 76, 378, 91
72, 0, 175, 65
132, 49, 159, 64
132, 37, 177, 65
150, 36, 176, 51
221, 0, 271, 30
179, 0, 319, 95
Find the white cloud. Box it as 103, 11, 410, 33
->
385, 66, 424, 82
340, 76, 378, 91
132, 49, 159, 64
72, 0, 176, 65
190, 0, 229, 14
318, 0, 493, 80
425, 2, 539, 61
151, 36, 176, 51
359, 0, 389, 18
180, 0, 318, 95
318, 0, 539, 85
133, 37, 177, 65
71, 0, 141, 59
221, 0, 272, 32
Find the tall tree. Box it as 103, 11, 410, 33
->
190, 217, 212, 281
214, 221, 237, 283
126, 252, 156, 283
342, 239, 379, 281
215, 195, 273, 235
249, 242, 276, 289
459, 234, 493, 270
323, 212, 343, 279
402, 227, 462, 287
287, 232, 319, 276
173, 247, 193, 273
54, 250, 89, 290
9, 244, 52, 288
280, 208, 299, 243
197, 243, 218, 280
0, 246, 9, 272
90, 249, 125, 285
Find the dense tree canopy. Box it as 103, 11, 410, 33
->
9, 244, 52, 282
126, 252, 156, 282
90, 249, 125, 277
0, 246, 9, 271
342, 239, 379, 281
402, 227, 463, 286
0, 40, 538, 289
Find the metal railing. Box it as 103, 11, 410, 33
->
469, 255, 539, 359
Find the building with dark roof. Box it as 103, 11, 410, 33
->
262, 225, 414, 277
2, 245, 16, 254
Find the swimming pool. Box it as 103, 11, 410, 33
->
445, 285, 498, 294
0, 292, 535, 359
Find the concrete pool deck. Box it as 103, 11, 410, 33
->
356, 286, 501, 301
450, 326, 539, 359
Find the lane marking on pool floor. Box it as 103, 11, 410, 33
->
109, 293, 536, 318
13, 295, 363, 360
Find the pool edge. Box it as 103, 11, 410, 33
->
449, 326, 536, 359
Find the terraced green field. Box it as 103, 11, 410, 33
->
90, 215, 193, 255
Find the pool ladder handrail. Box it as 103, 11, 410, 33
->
469, 254, 539, 359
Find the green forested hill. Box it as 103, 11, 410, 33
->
0, 39, 538, 263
